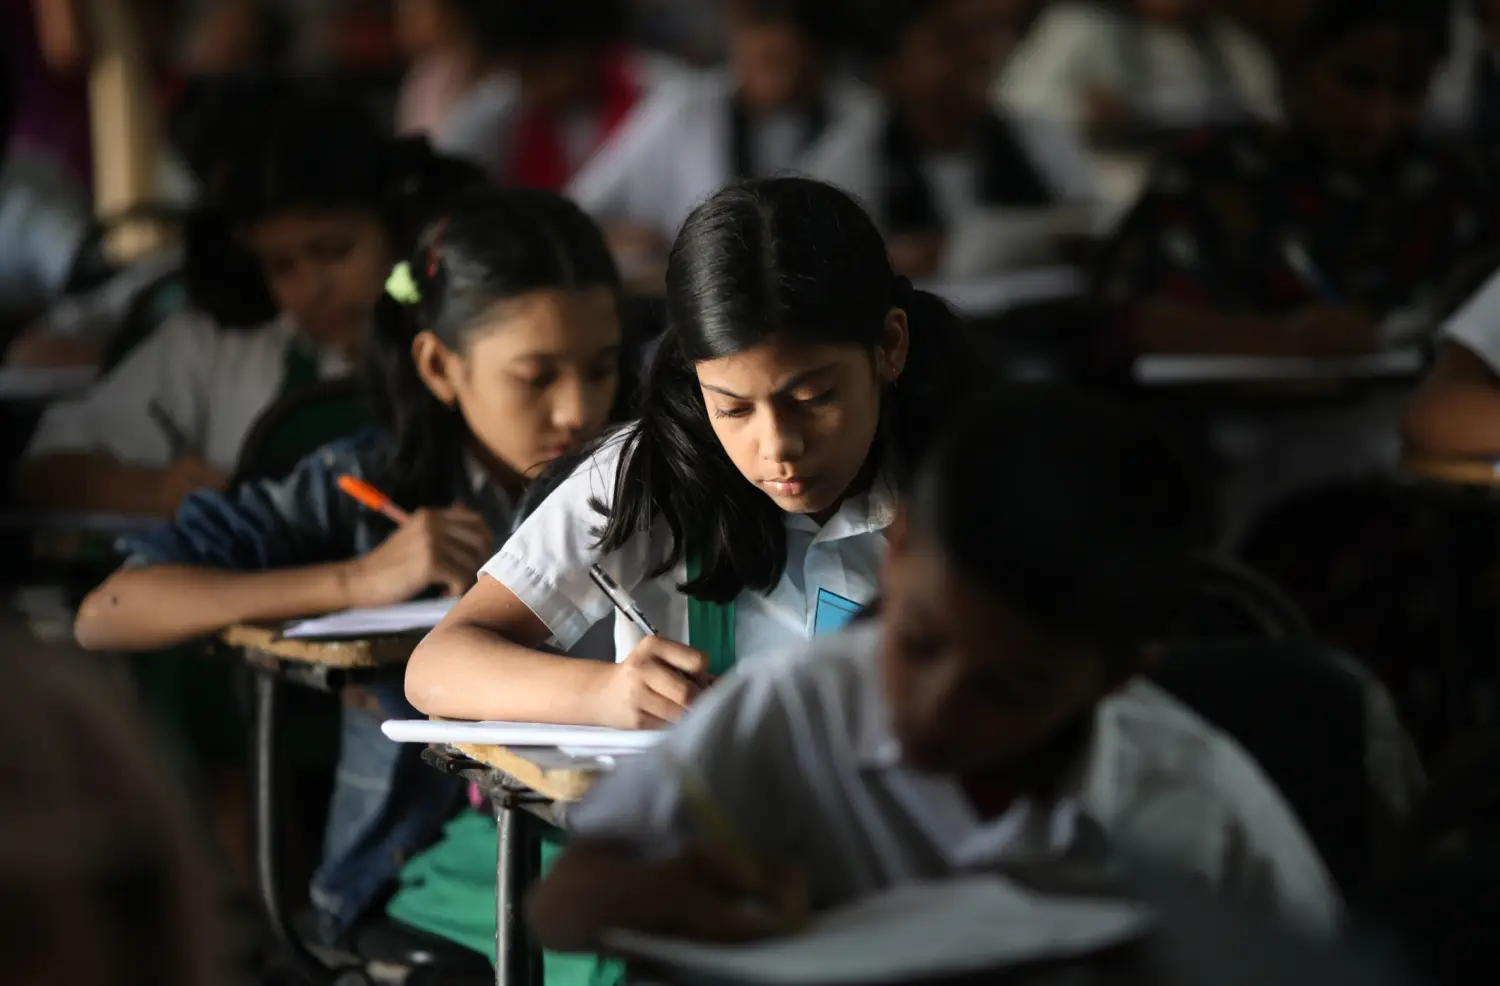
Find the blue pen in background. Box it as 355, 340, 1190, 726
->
1281, 236, 1340, 303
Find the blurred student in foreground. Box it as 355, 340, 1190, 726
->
0, 656, 231, 986
529, 386, 1339, 952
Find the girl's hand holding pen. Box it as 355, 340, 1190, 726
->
644, 847, 809, 944
345, 506, 493, 605
591, 636, 714, 729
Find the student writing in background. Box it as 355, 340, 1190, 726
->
72, 187, 629, 946
1095, 0, 1492, 361
441, 0, 681, 190
12, 93, 484, 518
389, 176, 993, 981
529, 386, 1341, 953
568, 0, 872, 265
804, 0, 1097, 279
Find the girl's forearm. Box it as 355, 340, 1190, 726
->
74, 562, 360, 652
405, 622, 613, 723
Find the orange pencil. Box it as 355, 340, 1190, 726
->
337, 475, 411, 525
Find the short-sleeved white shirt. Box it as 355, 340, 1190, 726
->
1442, 267, 1500, 374
479, 429, 895, 662
25, 310, 352, 474
567, 70, 878, 244
569, 622, 1343, 935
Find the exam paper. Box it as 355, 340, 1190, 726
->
604, 876, 1152, 985
380, 718, 667, 750
280, 597, 458, 640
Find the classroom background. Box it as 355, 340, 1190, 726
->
7, 0, 1500, 983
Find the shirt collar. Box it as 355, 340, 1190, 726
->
787, 470, 899, 544
462, 452, 515, 529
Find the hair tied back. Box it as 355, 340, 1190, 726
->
385, 262, 421, 305
891, 274, 916, 310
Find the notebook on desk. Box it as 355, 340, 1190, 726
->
278, 597, 458, 640
1133, 349, 1424, 386
604, 876, 1152, 985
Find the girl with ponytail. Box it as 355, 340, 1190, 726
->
75, 186, 628, 943
399, 176, 993, 983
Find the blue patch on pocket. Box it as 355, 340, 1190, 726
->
813, 588, 862, 636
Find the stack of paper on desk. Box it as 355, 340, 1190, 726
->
1133, 349, 1423, 386
380, 719, 667, 751
604, 876, 1152, 984
279, 597, 457, 640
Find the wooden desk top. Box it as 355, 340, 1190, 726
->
450, 742, 599, 803
220, 624, 420, 669
1401, 453, 1500, 488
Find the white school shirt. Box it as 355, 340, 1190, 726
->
567, 70, 877, 244
800, 97, 1099, 266
1426, 6, 1488, 134
0, 151, 93, 320
479, 429, 893, 662
570, 622, 1342, 936
995, 3, 1279, 130
25, 311, 352, 475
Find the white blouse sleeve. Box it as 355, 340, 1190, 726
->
479, 429, 661, 649
24, 310, 218, 466
800, 102, 886, 225
1443, 268, 1500, 374
994, 3, 1119, 126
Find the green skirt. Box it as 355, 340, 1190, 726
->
386, 810, 625, 986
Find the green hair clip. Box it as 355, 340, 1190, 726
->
385, 262, 421, 305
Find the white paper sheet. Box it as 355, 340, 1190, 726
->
920, 266, 1087, 317
380, 718, 667, 750
1133, 348, 1424, 386
279, 597, 458, 640
604, 876, 1152, 985
0, 365, 97, 401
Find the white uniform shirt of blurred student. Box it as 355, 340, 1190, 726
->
567, 69, 878, 245
1441, 265, 1500, 372
995, 1, 1278, 224
569, 621, 1343, 937
1425, 3, 1488, 133
24, 311, 352, 475
432, 54, 692, 185
479, 428, 892, 662
0, 152, 93, 322
800, 98, 1098, 274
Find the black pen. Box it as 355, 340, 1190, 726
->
589, 564, 658, 637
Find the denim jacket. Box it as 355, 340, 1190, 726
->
120, 428, 514, 944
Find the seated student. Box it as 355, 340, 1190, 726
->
437, 0, 681, 191
528, 386, 1342, 954
394, 0, 513, 140
1402, 266, 1500, 457
996, 0, 1279, 221
803, 0, 1097, 280
1096, 0, 1491, 360
390, 176, 992, 978
12, 93, 484, 518
73, 186, 628, 943
568, 0, 873, 261
997, 0, 1278, 138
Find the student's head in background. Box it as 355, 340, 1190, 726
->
1281, 0, 1449, 171
597, 176, 990, 602
488, 0, 628, 114
0, 658, 229, 986
184, 92, 486, 357
394, 0, 511, 64
880, 387, 1200, 777
370, 187, 625, 506
851, 0, 995, 147
727, 0, 844, 114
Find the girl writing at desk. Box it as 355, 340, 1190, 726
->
74, 187, 630, 944
394, 176, 992, 980
13, 93, 484, 518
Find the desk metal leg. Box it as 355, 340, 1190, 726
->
251, 668, 349, 985
494, 797, 537, 986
